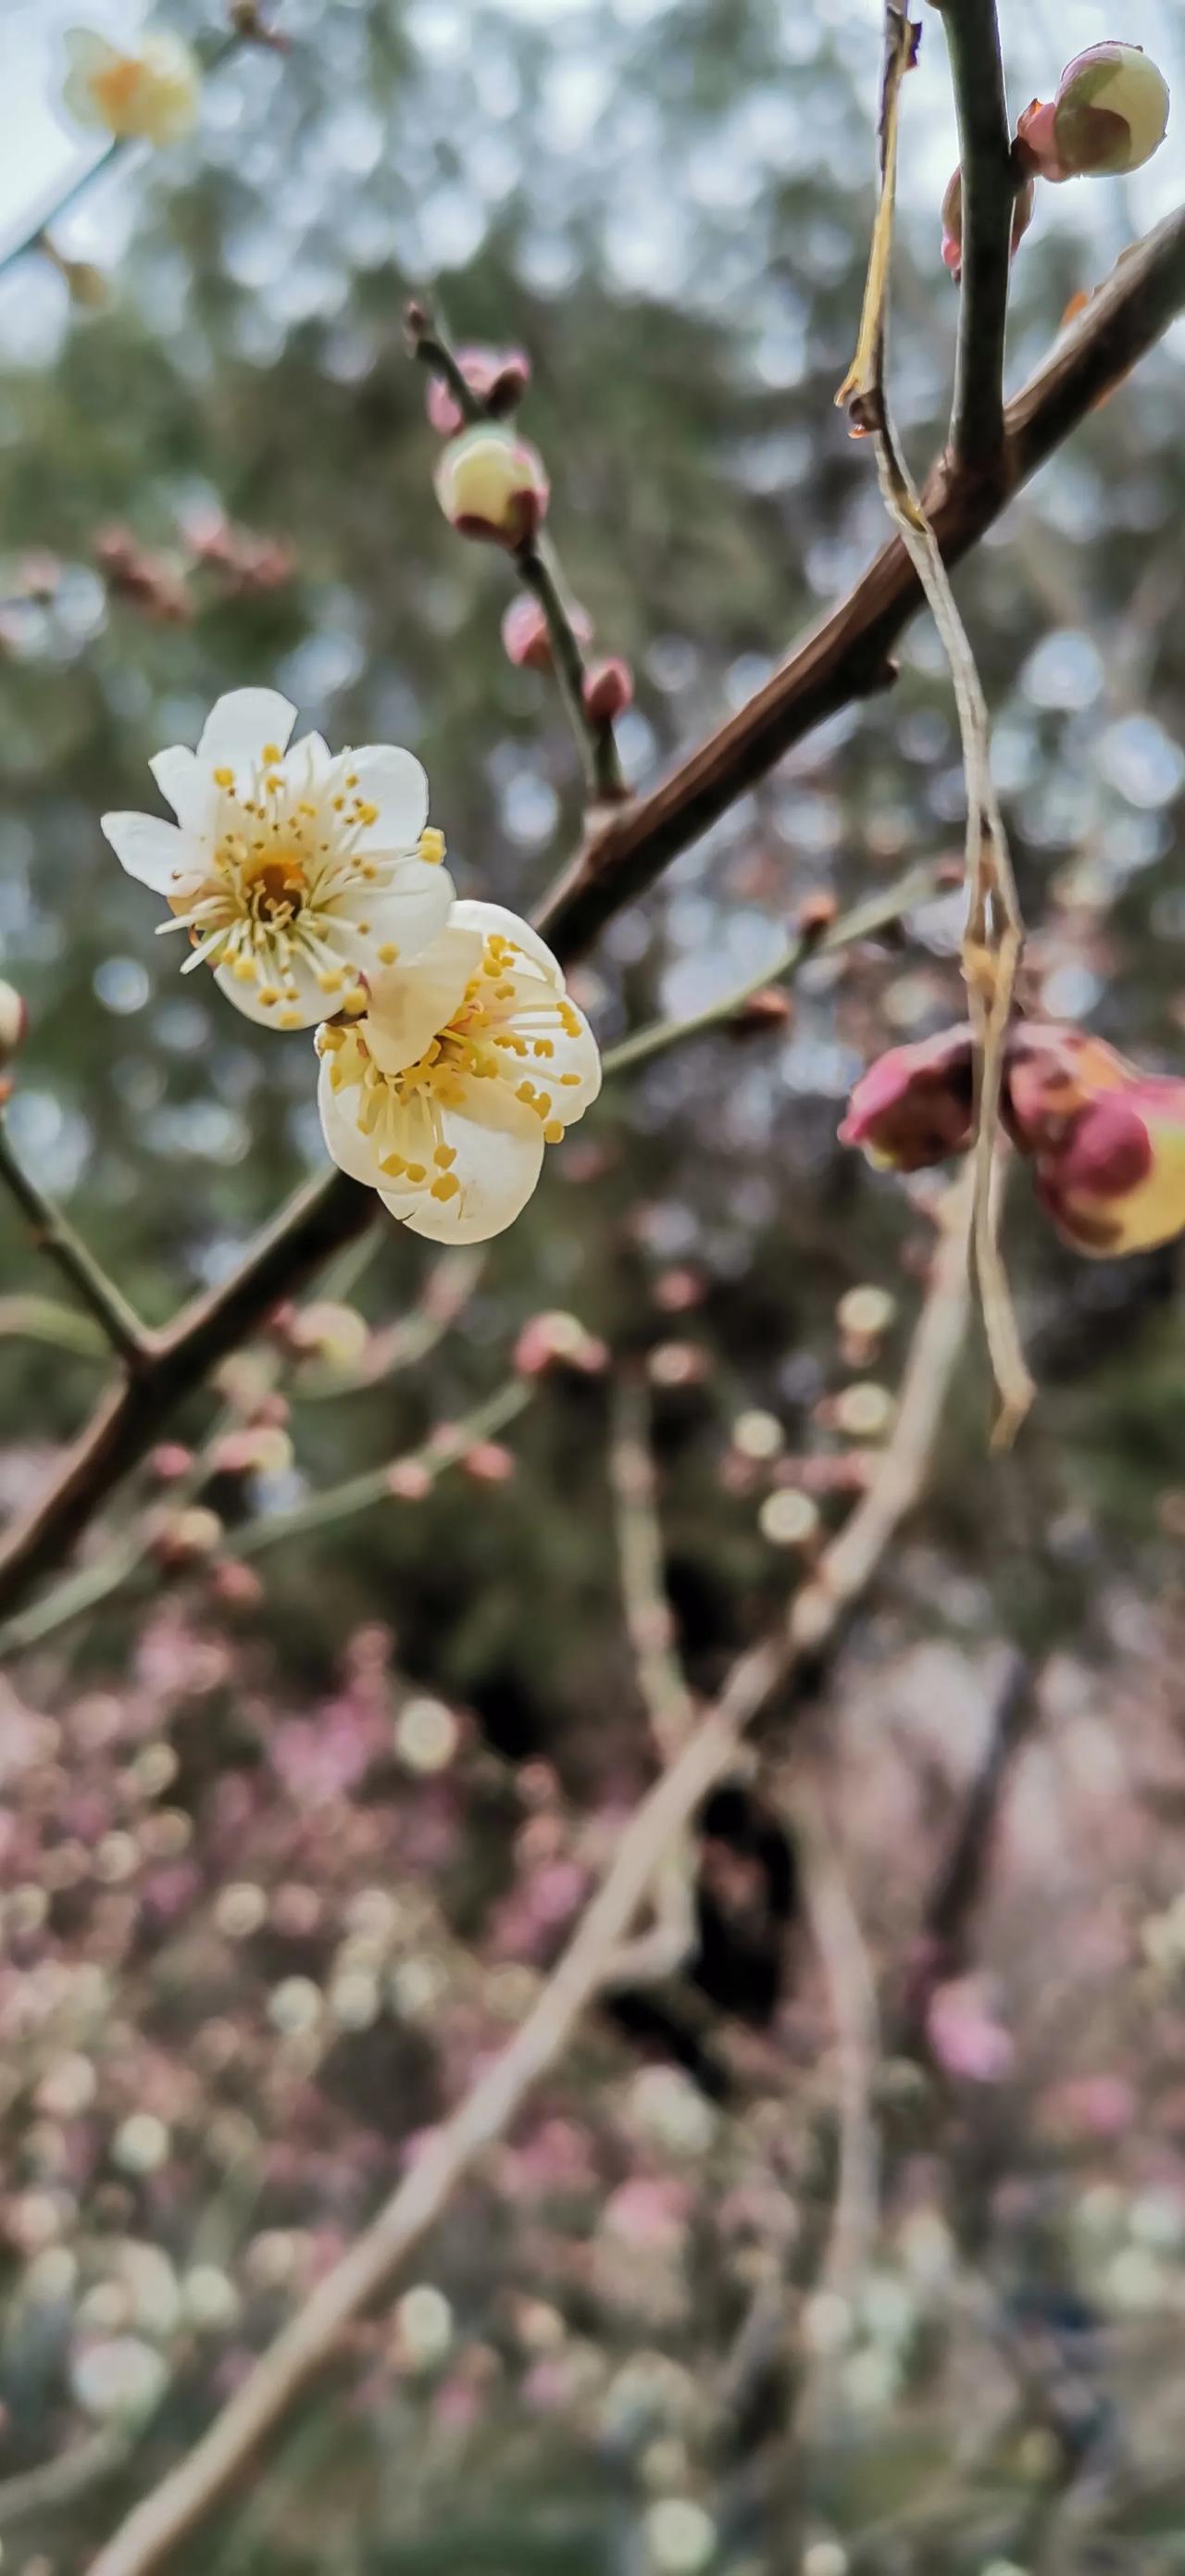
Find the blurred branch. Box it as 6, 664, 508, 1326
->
603, 859, 937, 1076
290, 1248, 484, 1400
936, 0, 1018, 481
228, 1378, 531, 1560
895, 1647, 1036, 2055
602, 1373, 698, 1985
0, 1380, 530, 1659
0, 1294, 108, 1358
837, 3, 1030, 1438
4, 216, 1181, 1626
407, 301, 627, 807
796, 1805, 881, 2308
537, 203, 1185, 962
0, 1117, 148, 1367
84, 1178, 972, 2576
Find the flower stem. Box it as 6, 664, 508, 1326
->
0, 1119, 148, 1367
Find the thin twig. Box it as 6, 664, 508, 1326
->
290, 1249, 484, 1400
796, 1805, 881, 2309
603, 1373, 698, 1985
0, 1294, 108, 1358
407, 302, 627, 806
603, 860, 937, 1076
894, 1646, 1035, 2056
1, 214, 1180, 1626
84, 1178, 972, 2576
0, 1119, 148, 1367
935, 0, 1019, 481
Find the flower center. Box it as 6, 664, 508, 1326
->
93, 56, 143, 116
241, 850, 308, 924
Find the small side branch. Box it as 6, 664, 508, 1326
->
0, 1118, 148, 1369
603, 1373, 698, 1984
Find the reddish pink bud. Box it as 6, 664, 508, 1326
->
1018, 46, 1169, 182
210, 1560, 264, 1608
425, 346, 530, 435
581, 657, 633, 724
149, 1442, 194, 1483
941, 163, 1035, 285
513, 1308, 606, 1378
1005, 1021, 1185, 1257
839, 1025, 976, 1172
463, 1440, 516, 1485
728, 986, 792, 1038
433, 425, 549, 548
387, 1457, 432, 1501
0, 980, 27, 1069
501, 594, 592, 674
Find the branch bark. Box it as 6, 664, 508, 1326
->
938, 0, 1018, 481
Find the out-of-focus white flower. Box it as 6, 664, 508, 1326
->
112, 2113, 170, 2175
317, 899, 601, 1243
642, 2496, 716, 2573
394, 2283, 454, 2368
394, 1695, 460, 1774
626, 2065, 718, 2159
103, 691, 453, 1030
62, 27, 200, 144
70, 2333, 169, 2423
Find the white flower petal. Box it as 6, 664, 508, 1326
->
64, 28, 118, 76
101, 809, 201, 895
513, 992, 602, 1121
288, 732, 333, 789
448, 898, 564, 988
384, 1083, 545, 1244
197, 690, 297, 769
212, 953, 326, 1031
318, 1057, 388, 1185
326, 854, 455, 982
345, 746, 430, 850
149, 745, 210, 834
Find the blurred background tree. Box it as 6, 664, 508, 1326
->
1, 2, 1184, 2570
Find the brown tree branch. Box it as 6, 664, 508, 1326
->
0, 211, 1180, 1627
895, 1645, 1036, 2053
538, 204, 1185, 963
936, 0, 1019, 481
84, 1179, 972, 2576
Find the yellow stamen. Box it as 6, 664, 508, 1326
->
418, 828, 447, 866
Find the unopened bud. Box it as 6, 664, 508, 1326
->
796, 890, 839, 939
425, 346, 531, 437
1017, 45, 1168, 181
501, 594, 592, 674
581, 657, 633, 724
148, 1442, 193, 1484
387, 1457, 432, 1502
0, 978, 28, 1068
728, 986, 792, 1038
513, 1308, 607, 1378
210, 1560, 264, 1608
839, 1026, 976, 1172
434, 425, 549, 548
285, 1300, 369, 1369
154, 1505, 223, 1569
941, 164, 1034, 285
462, 1440, 516, 1485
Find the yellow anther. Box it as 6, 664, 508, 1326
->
418, 828, 447, 866
262, 742, 282, 765
380, 1154, 405, 1177
344, 771, 358, 787
378, 944, 399, 966
516, 1082, 535, 1103
317, 970, 344, 994
356, 801, 379, 828
231, 957, 257, 982
430, 1172, 461, 1202
532, 1039, 555, 1057
342, 989, 368, 1018
299, 801, 318, 818
354, 919, 370, 936
543, 1119, 564, 1144
213, 766, 234, 789
279, 1009, 302, 1029
433, 1144, 456, 1169
332, 795, 345, 812
560, 1071, 581, 1086
405, 1162, 427, 1183
257, 986, 281, 1007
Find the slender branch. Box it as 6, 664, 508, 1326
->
1, 212, 1181, 1626
537, 204, 1185, 963
603, 1373, 698, 1986
603, 859, 937, 1076
0, 1379, 532, 1659
894, 1646, 1035, 2054
84, 1180, 972, 2576
0, 1294, 108, 1358
290, 1249, 484, 1400
407, 301, 628, 806
0, 1119, 148, 1367
937, 0, 1018, 481
228, 1379, 531, 1560
797, 1810, 880, 2308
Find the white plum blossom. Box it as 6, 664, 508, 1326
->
317, 899, 601, 1243
102, 690, 454, 1030
62, 27, 201, 144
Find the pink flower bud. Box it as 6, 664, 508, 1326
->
210, 1560, 264, 1608
513, 1308, 606, 1378
839, 1025, 976, 1172
1017, 44, 1169, 181
433, 425, 549, 549
501, 594, 592, 673
153, 1505, 224, 1568
387, 1457, 432, 1502
463, 1440, 516, 1485
581, 657, 633, 724
425, 346, 531, 436
1005, 1021, 1185, 1257
149, 1442, 193, 1484
941, 164, 1034, 285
